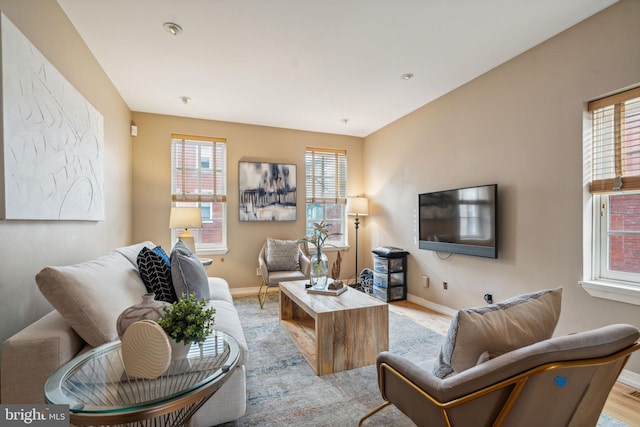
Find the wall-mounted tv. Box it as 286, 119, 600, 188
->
418, 184, 498, 258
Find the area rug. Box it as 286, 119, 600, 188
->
218, 294, 628, 427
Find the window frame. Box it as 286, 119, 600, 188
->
171, 134, 228, 255
581, 87, 640, 306
304, 147, 348, 250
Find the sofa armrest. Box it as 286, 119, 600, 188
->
377, 351, 443, 398
298, 248, 310, 278
208, 277, 233, 304
1, 310, 85, 404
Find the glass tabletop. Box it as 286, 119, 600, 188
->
45, 330, 239, 416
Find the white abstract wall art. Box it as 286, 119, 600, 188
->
1, 13, 105, 221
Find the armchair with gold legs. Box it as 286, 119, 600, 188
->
257, 239, 310, 309
359, 323, 640, 427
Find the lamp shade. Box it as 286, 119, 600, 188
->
169, 207, 202, 229
347, 197, 369, 216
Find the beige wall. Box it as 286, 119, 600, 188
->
131, 112, 364, 288
0, 1, 133, 347
364, 0, 640, 373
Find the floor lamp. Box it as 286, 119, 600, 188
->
347, 196, 369, 285
169, 207, 202, 254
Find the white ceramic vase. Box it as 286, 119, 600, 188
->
170, 339, 192, 360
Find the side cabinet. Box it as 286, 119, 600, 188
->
372, 254, 407, 302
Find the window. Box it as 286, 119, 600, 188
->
171, 134, 227, 254
305, 147, 348, 248
583, 87, 640, 304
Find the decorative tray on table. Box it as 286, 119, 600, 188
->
306, 282, 348, 296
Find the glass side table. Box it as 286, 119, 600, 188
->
45, 330, 239, 426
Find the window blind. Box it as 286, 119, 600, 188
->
305, 147, 347, 204
171, 134, 227, 202
588, 87, 640, 193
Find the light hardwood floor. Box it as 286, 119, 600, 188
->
388, 300, 640, 427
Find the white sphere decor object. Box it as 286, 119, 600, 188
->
121, 320, 171, 379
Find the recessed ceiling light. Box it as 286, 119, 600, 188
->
163, 22, 183, 36
401, 73, 414, 80
179, 96, 191, 105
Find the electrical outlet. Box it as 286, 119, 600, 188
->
443, 281, 448, 290
256, 267, 261, 276
421, 275, 429, 288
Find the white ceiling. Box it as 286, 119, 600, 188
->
57, 0, 617, 137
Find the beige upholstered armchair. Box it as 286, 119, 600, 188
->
258, 238, 310, 308
359, 323, 640, 427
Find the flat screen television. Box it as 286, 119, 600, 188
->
418, 184, 498, 258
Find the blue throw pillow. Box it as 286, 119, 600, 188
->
152, 245, 171, 266
137, 246, 177, 303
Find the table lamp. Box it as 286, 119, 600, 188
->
169, 207, 202, 253
347, 196, 369, 284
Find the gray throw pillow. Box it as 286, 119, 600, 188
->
171, 248, 211, 301
266, 238, 300, 271
172, 239, 192, 256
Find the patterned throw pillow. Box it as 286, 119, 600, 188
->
432, 287, 562, 378
137, 246, 177, 303
266, 238, 300, 271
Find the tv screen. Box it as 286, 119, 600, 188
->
418, 184, 498, 258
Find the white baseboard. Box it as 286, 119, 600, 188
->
406, 293, 458, 317
618, 369, 640, 389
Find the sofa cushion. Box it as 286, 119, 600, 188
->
171, 247, 210, 301
433, 287, 562, 378
36, 251, 147, 347
266, 238, 300, 271
137, 246, 177, 303
113, 241, 155, 267
207, 300, 248, 365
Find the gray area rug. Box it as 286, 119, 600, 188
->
218, 294, 628, 427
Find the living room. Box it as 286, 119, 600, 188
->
0, 0, 639, 415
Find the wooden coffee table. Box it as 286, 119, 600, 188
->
279, 280, 388, 376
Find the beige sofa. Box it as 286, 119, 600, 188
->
1, 242, 248, 427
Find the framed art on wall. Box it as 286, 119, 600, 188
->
239, 161, 296, 221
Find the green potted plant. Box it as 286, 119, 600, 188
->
299, 221, 341, 289
158, 293, 215, 359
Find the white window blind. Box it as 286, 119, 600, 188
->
305, 148, 347, 203
588, 87, 640, 193
304, 147, 348, 247
171, 134, 227, 202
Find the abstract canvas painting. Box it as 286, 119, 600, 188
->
239, 161, 296, 221
1, 13, 104, 220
